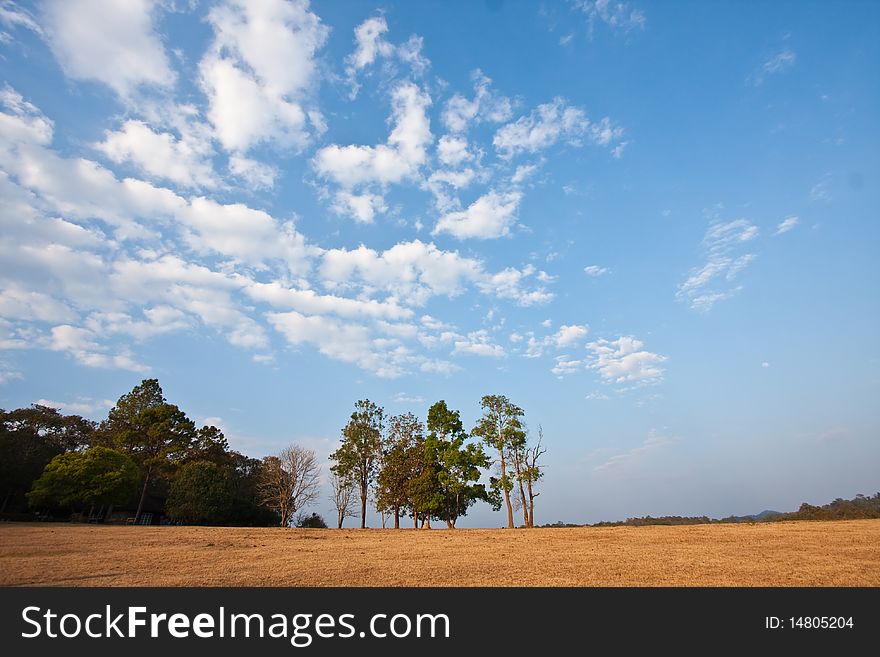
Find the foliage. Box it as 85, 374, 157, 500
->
166, 460, 235, 525
376, 412, 424, 527
26, 447, 139, 511
426, 401, 491, 528
471, 394, 525, 528
296, 512, 328, 528
329, 399, 384, 528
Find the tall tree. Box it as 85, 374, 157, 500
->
166, 460, 236, 525
329, 399, 384, 528
427, 401, 491, 528
26, 446, 139, 515
376, 413, 424, 529
100, 379, 196, 522
472, 394, 525, 529
257, 444, 320, 527
523, 426, 547, 528
1, 405, 95, 513
329, 472, 357, 529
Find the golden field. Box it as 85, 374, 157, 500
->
1, 520, 878, 586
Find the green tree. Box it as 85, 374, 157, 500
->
99, 379, 196, 523
472, 394, 525, 528
427, 401, 491, 528
376, 413, 424, 528
0, 405, 95, 514
26, 447, 139, 515
329, 399, 384, 528
166, 460, 236, 525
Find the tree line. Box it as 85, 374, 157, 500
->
2, 380, 545, 529
327, 395, 545, 529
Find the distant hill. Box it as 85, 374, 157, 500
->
540, 493, 880, 528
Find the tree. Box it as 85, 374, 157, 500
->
1, 405, 95, 514
376, 413, 424, 529
329, 472, 357, 529
166, 460, 235, 525
26, 447, 139, 515
296, 512, 328, 528
329, 399, 384, 529
523, 426, 547, 528
472, 394, 525, 528
427, 401, 491, 528
99, 379, 196, 523
257, 445, 321, 527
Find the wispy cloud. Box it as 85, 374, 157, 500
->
594, 428, 674, 473
574, 0, 647, 37
677, 214, 759, 311
749, 48, 796, 86
773, 216, 799, 235
583, 264, 609, 277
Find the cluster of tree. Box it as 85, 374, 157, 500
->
1, 379, 325, 527
541, 493, 880, 527
328, 395, 545, 529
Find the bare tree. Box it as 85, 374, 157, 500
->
258, 445, 320, 527
329, 471, 357, 529
524, 427, 547, 528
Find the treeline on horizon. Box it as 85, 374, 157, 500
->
1, 378, 546, 529
540, 493, 880, 528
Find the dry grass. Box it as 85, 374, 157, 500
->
1, 520, 878, 587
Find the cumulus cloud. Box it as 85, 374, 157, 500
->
493, 97, 623, 158
587, 336, 666, 386
433, 190, 522, 240
677, 216, 759, 311
344, 15, 429, 98
442, 69, 512, 133
199, 0, 328, 153
95, 120, 216, 189
40, 0, 175, 99
313, 82, 432, 221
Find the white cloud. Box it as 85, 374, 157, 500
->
344, 16, 429, 98
553, 324, 589, 347
594, 429, 673, 473
574, 0, 647, 35
493, 97, 623, 158
433, 190, 522, 240
313, 83, 432, 220
774, 216, 799, 235
48, 324, 149, 372
761, 361, 770, 368
809, 173, 832, 202
442, 69, 512, 133
393, 392, 425, 404
34, 397, 113, 415
228, 155, 278, 190
95, 120, 216, 189
587, 336, 666, 385
437, 135, 472, 167
41, 0, 175, 99
452, 329, 505, 358
199, 0, 328, 153
762, 49, 796, 75
584, 264, 609, 277
677, 217, 759, 311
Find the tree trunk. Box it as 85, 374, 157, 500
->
518, 480, 529, 528
1, 490, 10, 513
526, 480, 535, 528
413, 514, 418, 528
500, 448, 514, 528
421, 517, 431, 529
134, 465, 152, 524
446, 519, 455, 529
394, 508, 400, 529
360, 487, 367, 529
337, 511, 344, 529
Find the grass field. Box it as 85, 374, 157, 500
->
1, 520, 878, 586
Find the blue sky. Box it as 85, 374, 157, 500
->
1, 0, 877, 526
